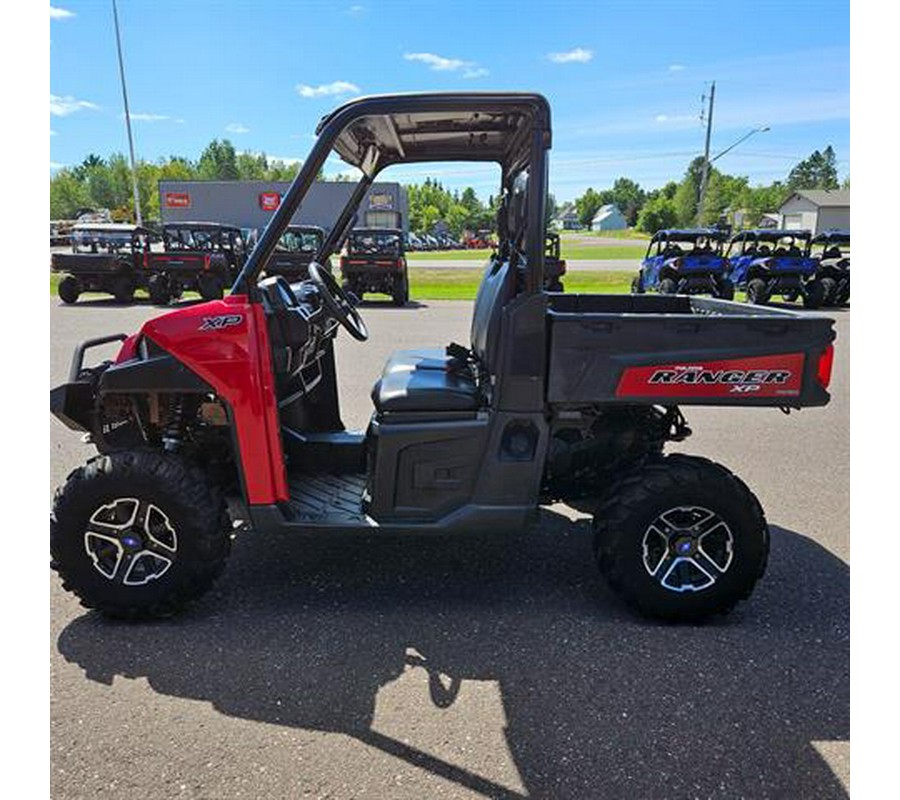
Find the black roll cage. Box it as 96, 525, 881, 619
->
232, 93, 551, 298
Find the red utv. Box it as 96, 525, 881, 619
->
50, 93, 835, 623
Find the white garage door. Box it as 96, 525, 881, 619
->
783, 214, 804, 230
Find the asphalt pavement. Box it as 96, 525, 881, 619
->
50, 296, 849, 799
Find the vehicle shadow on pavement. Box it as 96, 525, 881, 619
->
56, 514, 849, 799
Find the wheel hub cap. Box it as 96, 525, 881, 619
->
642, 506, 734, 593
84, 498, 178, 586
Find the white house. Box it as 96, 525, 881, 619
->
554, 208, 582, 230
778, 190, 849, 234
590, 204, 627, 232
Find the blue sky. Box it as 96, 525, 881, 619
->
50, 0, 849, 202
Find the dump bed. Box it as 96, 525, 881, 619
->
547, 294, 835, 408
51, 252, 134, 275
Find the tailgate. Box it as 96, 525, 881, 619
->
547, 294, 835, 408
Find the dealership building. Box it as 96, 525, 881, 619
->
158, 180, 408, 235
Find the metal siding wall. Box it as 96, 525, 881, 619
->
816, 207, 850, 234
159, 181, 408, 234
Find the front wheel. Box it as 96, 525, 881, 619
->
148, 273, 171, 306
716, 278, 735, 301
50, 451, 232, 619
819, 277, 838, 306
392, 274, 409, 306
631, 275, 645, 294
198, 274, 224, 301
112, 276, 135, 305
746, 278, 769, 305
58, 275, 80, 304
593, 454, 769, 622
658, 277, 677, 295
802, 279, 826, 309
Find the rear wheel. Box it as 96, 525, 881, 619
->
819, 277, 838, 306
802, 279, 826, 309
631, 275, 645, 294
112, 276, 134, 304
658, 277, 677, 295
593, 454, 769, 622
392, 274, 409, 306
746, 278, 769, 305
716, 278, 735, 300
50, 450, 232, 619
198, 274, 224, 301
148, 273, 171, 306
58, 275, 80, 304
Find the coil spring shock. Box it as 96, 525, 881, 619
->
162, 395, 185, 452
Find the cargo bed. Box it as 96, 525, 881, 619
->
547, 294, 835, 408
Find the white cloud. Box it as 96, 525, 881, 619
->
655, 114, 695, 124
50, 162, 64, 170
296, 81, 360, 98
548, 48, 593, 64
50, 6, 74, 20
404, 52, 466, 71
127, 112, 169, 122
348, 4, 364, 14
50, 129, 57, 136
226, 122, 250, 134
50, 94, 99, 116
668, 64, 686, 72
241, 150, 304, 165
404, 52, 490, 79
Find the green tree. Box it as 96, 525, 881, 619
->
786, 146, 839, 191
608, 177, 646, 226
50, 170, 91, 219
575, 188, 603, 228
198, 139, 239, 180
636, 195, 678, 234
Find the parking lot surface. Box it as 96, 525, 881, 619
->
50, 297, 849, 799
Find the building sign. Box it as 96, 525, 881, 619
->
368, 192, 394, 210
165, 192, 191, 209
259, 191, 281, 211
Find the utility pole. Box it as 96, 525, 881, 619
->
112, 0, 142, 226
696, 81, 715, 225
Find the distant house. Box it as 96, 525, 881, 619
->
590, 204, 627, 232
555, 208, 582, 230
758, 213, 780, 229
778, 189, 849, 234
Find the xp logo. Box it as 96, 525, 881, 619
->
199, 314, 243, 331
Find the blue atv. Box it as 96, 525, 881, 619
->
725, 229, 825, 308
632, 229, 733, 299
807, 230, 849, 307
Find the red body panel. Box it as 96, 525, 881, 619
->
134, 296, 288, 505
616, 354, 806, 400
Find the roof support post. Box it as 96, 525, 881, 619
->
525, 127, 548, 294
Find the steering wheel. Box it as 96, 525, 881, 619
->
307, 262, 369, 342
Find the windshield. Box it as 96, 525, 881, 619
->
165, 228, 220, 251
72, 230, 140, 253
347, 231, 401, 255
276, 229, 322, 253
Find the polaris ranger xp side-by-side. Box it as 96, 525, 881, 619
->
633, 229, 733, 299
50, 93, 836, 622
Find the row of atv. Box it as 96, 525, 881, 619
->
632, 228, 849, 308
52, 222, 403, 306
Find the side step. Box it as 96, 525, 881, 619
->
286, 473, 371, 525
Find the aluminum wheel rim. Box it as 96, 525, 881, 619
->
642, 505, 734, 593
84, 498, 177, 586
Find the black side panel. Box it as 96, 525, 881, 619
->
99, 355, 212, 395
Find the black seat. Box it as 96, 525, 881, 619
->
372, 349, 479, 412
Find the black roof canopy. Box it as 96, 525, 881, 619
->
651, 228, 727, 243
317, 93, 552, 174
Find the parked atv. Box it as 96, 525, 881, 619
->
725, 229, 824, 308
340, 227, 409, 305
265, 225, 332, 282
544, 231, 566, 291
633, 229, 733, 299
145, 222, 247, 305
52, 223, 154, 304
807, 230, 849, 307
49, 92, 836, 624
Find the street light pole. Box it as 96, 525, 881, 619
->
112, 0, 142, 226
697, 81, 715, 225
697, 124, 770, 224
